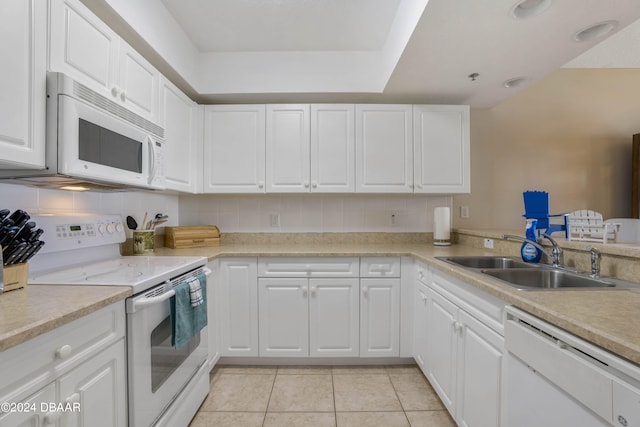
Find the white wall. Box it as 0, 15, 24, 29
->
179, 194, 451, 233
0, 183, 180, 237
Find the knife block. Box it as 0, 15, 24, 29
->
3, 263, 28, 292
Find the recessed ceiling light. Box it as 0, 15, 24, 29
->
503, 77, 529, 88
573, 21, 618, 42
511, 0, 552, 19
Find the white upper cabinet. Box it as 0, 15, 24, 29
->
159, 76, 202, 193
0, 0, 47, 169
355, 105, 413, 193
49, 0, 160, 123
266, 104, 311, 192
413, 105, 470, 193
203, 105, 266, 193
310, 104, 355, 192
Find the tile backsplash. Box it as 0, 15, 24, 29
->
0, 183, 180, 236
179, 194, 452, 233
0, 183, 450, 235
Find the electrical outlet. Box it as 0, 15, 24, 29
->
484, 238, 494, 249
460, 206, 470, 219
270, 213, 280, 227
390, 213, 397, 226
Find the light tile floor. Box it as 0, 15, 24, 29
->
189, 365, 456, 427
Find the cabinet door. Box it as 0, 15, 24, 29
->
204, 105, 266, 193
49, 0, 118, 100
206, 260, 221, 369
117, 41, 160, 122
0, 382, 56, 427
160, 76, 202, 193
360, 278, 400, 357
58, 339, 127, 427
0, 0, 46, 169
309, 278, 359, 357
310, 104, 355, 192
259, 278, 309, 357
457, 310, 504, 427
413, 281, 430, 374
413, 105, 470, 193
355, 105, 413, 193
266, 104, 311, 192
219, 258, 259, 356
426, 287, 458, 416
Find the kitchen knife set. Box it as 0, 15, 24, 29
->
0, 209, 45, 266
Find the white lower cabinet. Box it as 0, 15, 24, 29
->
259, 278, 310, 357
206, 260, 221, 368
258, 277, 361, 357
219, 258, 259, 357
413, 274, 430, 374
258, 273, 360, 357
419, 268, 506, 427
360, 278, 400, 357
0, 383, 56, 427
220, 257, 406, 360
57, 340, 127, 427
0, 302, 127, 427
309, 278, 360, 357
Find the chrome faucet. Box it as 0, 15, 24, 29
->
587, 246, 601, 278
502, 233, 564, 267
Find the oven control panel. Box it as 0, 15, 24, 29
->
33, 214, 125, 254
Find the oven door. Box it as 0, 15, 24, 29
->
126, 273, 209, 427
57, 93, 165, 189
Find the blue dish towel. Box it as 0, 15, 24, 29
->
170, 273, 208, 348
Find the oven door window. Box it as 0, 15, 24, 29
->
78, 118, 142, 173
150, 316, 200, 393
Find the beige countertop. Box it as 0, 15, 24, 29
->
0, 284, 131, 352
155, 241, 640, 365
3, 238, 639, 367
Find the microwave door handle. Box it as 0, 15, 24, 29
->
147, 136, 156, 185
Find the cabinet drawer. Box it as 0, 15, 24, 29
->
258, 257, 359, 278
360, 257, 401, 277
0, 301, 125, 401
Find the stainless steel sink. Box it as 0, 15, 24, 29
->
481, 268, 615, 290
437, 256, 533, 269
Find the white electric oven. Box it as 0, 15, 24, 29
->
29, 215, 210, 427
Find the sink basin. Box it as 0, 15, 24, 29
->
481, 268, 615, 290
437, 256, 533, 269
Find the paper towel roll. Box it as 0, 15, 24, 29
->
433, 207, 451, 246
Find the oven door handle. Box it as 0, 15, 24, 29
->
131, 288, 175, 312
128, 267, 212, 313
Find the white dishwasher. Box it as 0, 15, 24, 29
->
505, 307, 640, 427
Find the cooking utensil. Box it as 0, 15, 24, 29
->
141, 212, 148, 230
126, 216, 138, 230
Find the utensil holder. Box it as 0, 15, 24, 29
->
133, 230, 155, 255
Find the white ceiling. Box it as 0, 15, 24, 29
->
160, 0, 401, 52
88, 0, 640, 107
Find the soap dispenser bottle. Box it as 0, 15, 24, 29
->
521, 219, 542, 263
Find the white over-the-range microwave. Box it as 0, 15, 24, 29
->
0, 72, 166, 191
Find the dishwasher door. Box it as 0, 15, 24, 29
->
503, 306, 640, 427
505, 350, 610, 427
